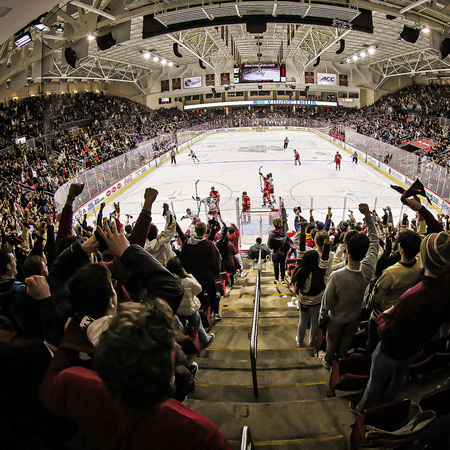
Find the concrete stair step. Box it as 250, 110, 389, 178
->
215, 317, 298, 326
229, 436, 345, 449
208, 325, 299, 351
222, 296, 295, 310
184, 397, 353, 443
190, 367, 328, 402
200, 347, 318, 362
220, 309, 298, 319
191, 383, 328, 403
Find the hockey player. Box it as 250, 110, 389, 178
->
284, 137, 289, 149
334, 151, 342, 170
209, 186, 220, 215
268, 173, 276, 203
352, 151, 358, 164
189, 148, 200, 163
181, 208, 200, 227
242, 191, 251, 224
294, 149, 301, 165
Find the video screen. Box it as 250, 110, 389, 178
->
241, 64, 281, 82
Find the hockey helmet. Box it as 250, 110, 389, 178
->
211, 186, 215, 190
242, 191, 247, 196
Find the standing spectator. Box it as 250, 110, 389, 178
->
39, 301, 231, 449
352, 230, 450, 414
144, 203, 176, 266
268, 218, 292, 284
318, 203, 378, 369
292, 225, 331, 350
180, 222, 221, 320
167, 256, 215, 348
366, 230, 422, 353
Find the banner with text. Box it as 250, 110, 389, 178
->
317, 73, 337, 85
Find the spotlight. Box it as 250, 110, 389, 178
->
168, 61, 174, 66
346, 57, 352, 63
352, 55, 358, 61
87, 34, 96, 41
161, 59, 167, 65
152, 56, 159, 62
143, 51, 151, 59
368, 47, 376, 54
360, 51, 367, 58
422, 27, 430, 34
15, 31, 32, 48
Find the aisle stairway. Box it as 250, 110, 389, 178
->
185, 258, 355, 449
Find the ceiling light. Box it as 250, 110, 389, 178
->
161, 59, 167, 65
152, 56, 159, 62
34, 24, 50, 32
88, 34, 96, 41
346, 57, 352, 63
352, 55, 358, 61
368, 47, 376, 54
422, 27, 430, 34
15, 32, 32, 48
168, 61, 174, 66
360, 51, 367, 57
143, 51, 151, 59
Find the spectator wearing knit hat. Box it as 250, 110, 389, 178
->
352, 228, 450, 414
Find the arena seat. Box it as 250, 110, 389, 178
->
329, 354, 371, 397
350, 398, 435, 449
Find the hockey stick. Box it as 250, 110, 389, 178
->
258, 166, 263, 192
195, 179, 200, 199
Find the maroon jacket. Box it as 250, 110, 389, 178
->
377, 270, 450, 360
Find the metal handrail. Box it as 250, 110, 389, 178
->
240, 425, 255, 450
250, 249, 262, 398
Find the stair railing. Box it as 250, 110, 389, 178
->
240, 425, 255, 449
250, 249, 262, 398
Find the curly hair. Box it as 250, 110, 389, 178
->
94, 300, 176, 412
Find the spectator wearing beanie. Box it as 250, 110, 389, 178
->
353, 230, 450, 414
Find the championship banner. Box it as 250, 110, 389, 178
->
339, 74, 348, 86
172, 78, 181, 90
221, 72, 230, 85
161, 79, 169, 92
206, 74, 215, 86
305, 72, 314, 84
317, 73, 337, 85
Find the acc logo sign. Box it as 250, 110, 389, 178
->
320, 76, 335, 82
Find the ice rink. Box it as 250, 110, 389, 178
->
105, 129, 414, 247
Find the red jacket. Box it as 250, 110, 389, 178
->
39, 347, 230, 450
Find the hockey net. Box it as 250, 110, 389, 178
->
239, 208, 282, 249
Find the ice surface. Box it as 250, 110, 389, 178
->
100, 130, 416, 247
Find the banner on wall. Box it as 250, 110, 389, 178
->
206, 74, 215, 86
317, 73, 337, 85
339, 74, 348, 86
221, 72, 230, 85
183, 76, 202, 89
172, 78, 181, 90
161, 79, 169, 92
305, 72, 314, 84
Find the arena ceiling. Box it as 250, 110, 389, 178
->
2, 0, 450, 94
